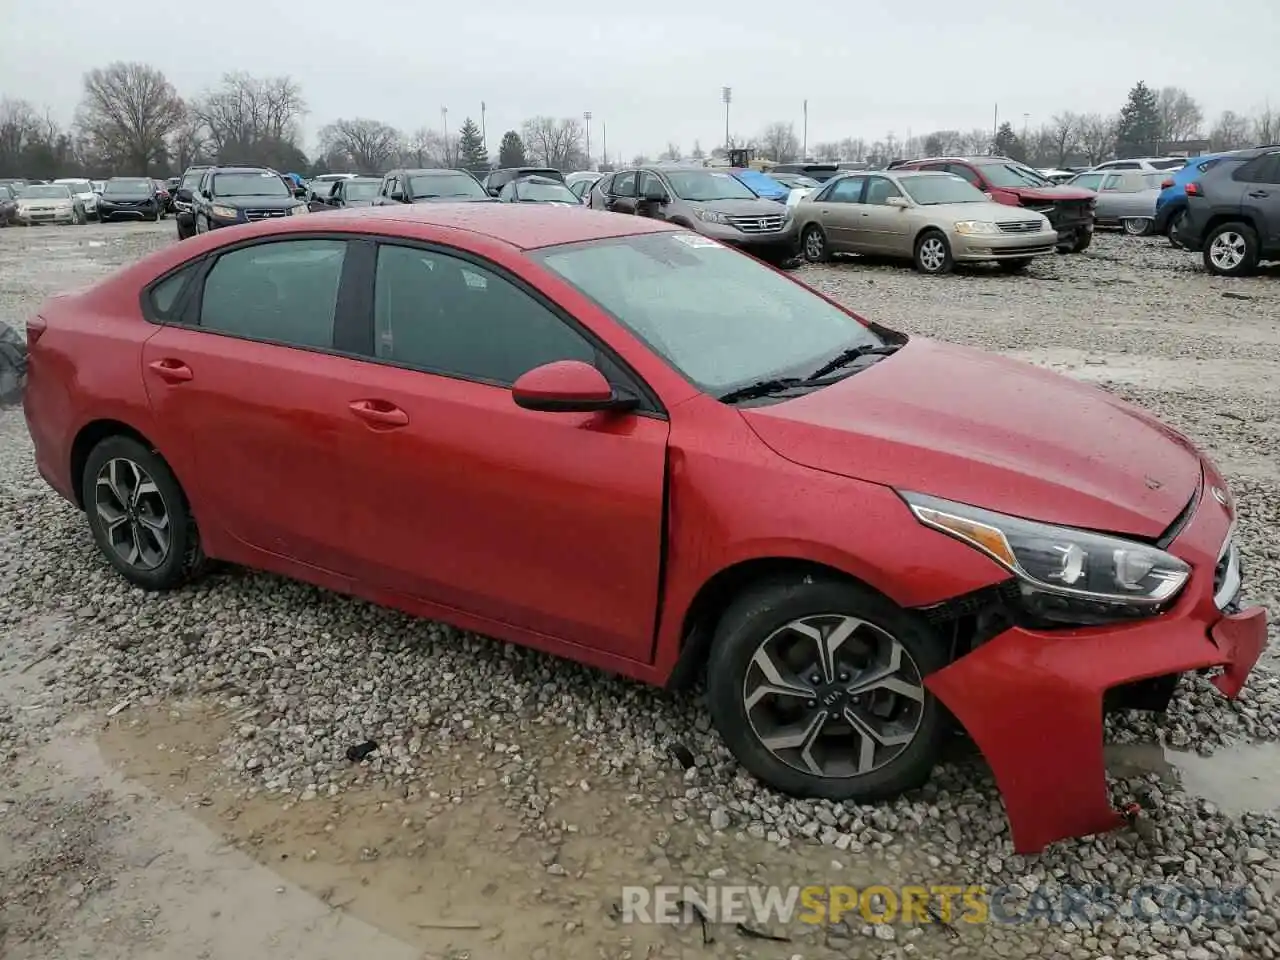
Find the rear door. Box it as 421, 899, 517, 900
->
335, 240, 669, 660
140, 235, 376, 574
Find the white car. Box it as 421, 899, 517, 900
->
1089, 157, 1187, 173
54, 179, 98, 219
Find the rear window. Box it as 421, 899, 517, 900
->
1142, 173, 1167, 189
1151, 158, 1187, 170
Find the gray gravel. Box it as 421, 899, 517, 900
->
2, 222, 1280, 959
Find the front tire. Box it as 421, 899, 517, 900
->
801, 225, 829, 263
1203, 222, 1259, 277
913, 229, 953, 274
82, 436, 207, 591
705, 577, 948, 802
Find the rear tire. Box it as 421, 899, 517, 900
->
913, 229, 953, 274
1123, 217, 1152, 236
1203, 221, 1259, 277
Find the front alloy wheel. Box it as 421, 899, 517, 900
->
706, 577, 947, 802
802, 225, 828, 263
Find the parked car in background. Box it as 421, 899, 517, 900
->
729, 168, 790, 203
22, 203, 1265, 856
483, 167, 565, 197
795, 170, 1057, 274
894, 157, 1096, 252
1037, 168, 1078, 185
0, 184, 17, 225
98, 178, 163, 223
498, 175, 584, 205
374, 169, 494, 205
53, 179, 99, 220
565, 171, 603, 196
13, 183, 87, 225
153, 180, 172, 214
767, 171, 821, 207
0, 178, 31, 189
1090, 157, 1188, 173
1066, 170, 1164, 235
590, 165, 799, 264
1153, 153, 1239, 241
187, 166, 309, 233
769, 162, 842, 183
90, 180, 106, 194
309, 176, 382, 211
173, 165, 213, 239
1177, 145, 1280, 276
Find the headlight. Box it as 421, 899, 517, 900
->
900, 491, 1190, 622
289, 204, 308, 215
695, 209, 730, 225
210, 204, 239, 220
953, 220, 1000, 236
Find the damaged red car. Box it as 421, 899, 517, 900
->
22, 205, 1268, 853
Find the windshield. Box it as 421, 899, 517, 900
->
977, 163, 1052, 188
181, 169, 207, 189
666, 170, 757, 202
408, 173, 486, 199
21, 185, 73, 199
104, 179, 151, 196
59, 180, 92, 194
345, 180, 380, 200
212, 172, 290, 197
535, 232, 883, 395
900, 174, 987, 205
516, 179, 579, 202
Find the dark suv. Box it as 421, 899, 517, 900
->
1176, 145, 1280, 277
373, 168, 494, 205
894, 156, 1097, 252
482, 167, 564, 197
186, 166, 308, 235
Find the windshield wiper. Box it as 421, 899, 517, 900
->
805, 343, 903, 381
717, 377, 807, 403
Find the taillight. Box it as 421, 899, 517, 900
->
1161, 178, 1174, 189
26, 315, 46, 347
1185, 182, 1201, 197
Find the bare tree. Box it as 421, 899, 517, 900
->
1253, 104, 1279, 145
318, 118, 402, 173
758, 122, 798, 162
400, 127, 443, 167
0, 98, 41, 174
630, 153, 649, 167
1045, 112, 1079, 166
193, 72, 307, 163
837, 137, 867, 161
1210, 110, 1253, 151
520, 116, 584, 170
74, 62, 185, 172
1156, 87, 1204, 143
957, 128, 991, 155
1076, 113, 1117, 164
169, 109, 208, 170
659, 142, 681, 161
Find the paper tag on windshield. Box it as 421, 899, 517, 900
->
672, 233, 723, 249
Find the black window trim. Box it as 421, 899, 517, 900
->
353, 235, 667, 419
152, 233, 372, 360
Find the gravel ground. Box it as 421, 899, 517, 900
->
1, 221, 1279, 960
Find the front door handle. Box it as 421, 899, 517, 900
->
147, 358, 193, 382
348, 399, 409, 427
1248, 190, 1270, 198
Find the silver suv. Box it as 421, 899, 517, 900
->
589, 166, 798, 264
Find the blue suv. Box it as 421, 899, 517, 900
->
1154, 152, 1238, 241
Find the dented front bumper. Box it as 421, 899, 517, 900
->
925, 466, 1269, 854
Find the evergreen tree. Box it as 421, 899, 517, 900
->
457, 117, 488, 174
993, 122, 1025, 161
1115, 82, 1161, 158
498, 130, 526, 168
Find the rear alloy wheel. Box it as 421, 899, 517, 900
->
1122, 217, 1153, 236
83, 436, 207, 590
1203, 222, 1259, 277
706, 578, 947, 801
802, 225, 829, 263
913, 230, 953, 274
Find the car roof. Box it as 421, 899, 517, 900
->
248, 203, 679, 250
209, 167, 277, 175
513, 175, 565, 184
399, 168, 475, 175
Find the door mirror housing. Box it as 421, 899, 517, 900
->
511, 361, 637, 414
176, 188, 193, 202
294, 186, 308, 198
884, 195, 909, 208
643, 186, 669, 203
487, 185, 501, 197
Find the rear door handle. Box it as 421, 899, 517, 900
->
1248, 190, 1270, 198
348, 399, 409, 427
147, 358, 193, 382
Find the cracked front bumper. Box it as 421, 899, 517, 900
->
924, 465, 1268, 854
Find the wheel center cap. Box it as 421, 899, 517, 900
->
816, 684, 847, 709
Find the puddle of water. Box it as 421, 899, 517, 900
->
1108, 741, 1280, 816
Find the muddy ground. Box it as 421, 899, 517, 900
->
1, 220, 1279, 960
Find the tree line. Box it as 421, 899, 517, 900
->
2, 65, 1277, 180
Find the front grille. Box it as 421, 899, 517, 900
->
997, 220, 1043, 234
727, 214, 785, 234
245, 208, 288, 221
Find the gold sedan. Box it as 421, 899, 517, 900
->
795, 170, 1059, 274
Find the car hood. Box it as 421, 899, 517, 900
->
919, 200, 1053, 222
412, 196, 498, 204
214, 196, 298, 209
1000, 184, 1095, 201
739, 338, 1201, 538
695, 198, 790, 215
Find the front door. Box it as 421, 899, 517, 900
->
606, 170, 639, 215
816, 175, 866, 251
858, 176, 913, 255
334, 241, 669, 661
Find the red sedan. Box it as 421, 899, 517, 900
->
21, 205, 1267, 853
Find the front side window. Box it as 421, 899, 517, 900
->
612, 171, 637, 197
864, 178, 904, 205
823, 176, 865, 203
535, 233, 883, 395
372, 244, 596, 384
199, 240, 347, 349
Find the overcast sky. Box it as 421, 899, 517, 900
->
3, 0, 1275, 160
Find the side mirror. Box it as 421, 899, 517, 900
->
294, 186, 307, 198
511, 360, 637, 414
201, 189, 212, 199
487, 185, 501, 196
176, 188, 192, 202
643, 186, 669, 203
389, 190, 406, 202
884, 195, 909, 209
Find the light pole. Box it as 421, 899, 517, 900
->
481, 101, 487, 156
584, 111, 592, 169
802, 99, 808, 160
1022, 112, 1030, 144
602, 122, 607, 169
441, 107, 449, 164
722, 86, 732, 150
